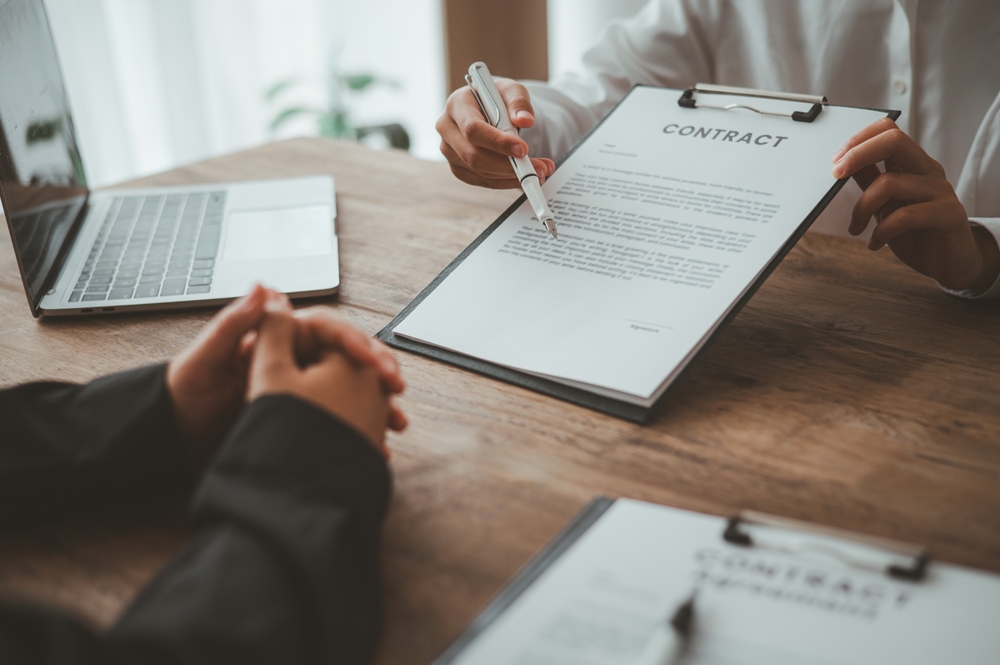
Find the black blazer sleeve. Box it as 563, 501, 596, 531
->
0, 394, 392, 665
0, 365, 192, 530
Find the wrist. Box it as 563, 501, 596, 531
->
163, 361, 230, 474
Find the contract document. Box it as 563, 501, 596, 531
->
385, 86, 895, 420
435, 499, 1000, 665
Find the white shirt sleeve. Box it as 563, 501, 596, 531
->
520, 1, 1000, 301
521, 0, 720, 161
938, 219, 1000, 299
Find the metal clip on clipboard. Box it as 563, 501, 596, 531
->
679, 83, 827, 123
723, 510, 931, 581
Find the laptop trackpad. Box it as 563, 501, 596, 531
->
223, 206, 333, 262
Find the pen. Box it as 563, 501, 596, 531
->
465, 61, 558, 239
635, 590, 697, 665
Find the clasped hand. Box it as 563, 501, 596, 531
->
166, 285, 407, 468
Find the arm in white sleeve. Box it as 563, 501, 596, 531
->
938, 219, 1000, 299
521, 0, 721, 161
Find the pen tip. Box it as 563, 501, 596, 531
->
544, 218, 558, 239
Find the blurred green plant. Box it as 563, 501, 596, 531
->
26, 119, 63, 144
266, 72, 410, 151
25, 117, 87, 187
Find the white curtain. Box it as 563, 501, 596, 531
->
548, 0, 649, 80
42, 0, 445, 189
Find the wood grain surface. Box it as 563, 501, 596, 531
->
1, 138, 999, 664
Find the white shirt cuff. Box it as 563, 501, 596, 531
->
938, 219, 1000, 299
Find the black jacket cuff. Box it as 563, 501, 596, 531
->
0, 364, 192, 529
195, 395, 392, 532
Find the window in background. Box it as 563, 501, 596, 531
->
40, 0, 445, 190
547, 0, 648, 80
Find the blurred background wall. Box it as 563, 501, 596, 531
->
39, 0, 647, 189
548, 0, 647, 80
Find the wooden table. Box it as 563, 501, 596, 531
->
2, 138, 999, 664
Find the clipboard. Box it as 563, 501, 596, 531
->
432, 497, 942, 665
378, 85, 900, 424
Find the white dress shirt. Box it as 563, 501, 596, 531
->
521, 0, 1000, 297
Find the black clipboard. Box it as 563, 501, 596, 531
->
432, 497, 616, 665
431, 496, 929, 665
378, 85, 900, 424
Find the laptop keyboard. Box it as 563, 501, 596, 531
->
70, 192, 225, 303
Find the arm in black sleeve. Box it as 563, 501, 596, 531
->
0, 365, 192, 529
0, 396, 391, 665
110, 394, 392, 665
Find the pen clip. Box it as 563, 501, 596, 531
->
466, 64, 502, 127
465, 74, 493, 127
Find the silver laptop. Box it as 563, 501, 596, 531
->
0, 0, 339, 317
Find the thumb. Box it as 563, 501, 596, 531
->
250, 301, 297, 395
187, 284, 267, 363
496, 79, 535, 129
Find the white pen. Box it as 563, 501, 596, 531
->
635, 591, 696, 665
465, 61, 557, 239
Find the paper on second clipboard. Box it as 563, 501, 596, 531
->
445, 499, 1000, 665
394, 87, 887, 403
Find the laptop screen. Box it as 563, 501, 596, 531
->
0, 0, 88, 309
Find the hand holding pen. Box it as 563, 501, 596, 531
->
464, 62, 557, 238
435, 65, 558, 232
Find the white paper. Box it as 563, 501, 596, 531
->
394, 88, 889, 405
449, 499, 1000, 665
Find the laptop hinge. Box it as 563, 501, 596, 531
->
33, 194, 90, 317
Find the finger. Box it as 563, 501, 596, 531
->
294, 308, 378, 363
238, 330, 257, 359
449, 162, 522, 189
850, 172, 948, 235
250, 308, 299, 391
264, 288, 291, 310
495, 79, 535, 129
294, 308, 406, 394
537, 158, 556, 176
833, 117, 897, 163
438, 121, 553, 183
189, 284, 267, 362
867, 199, 958, 250
306, 353, 391, 454
370, 339, 405, 394
446, 87, 530, 159
439, 136, 522, 180
237, 330, 257, 373
445, 156, 551, 188
388, 399, 408, 432
237, 330, 257, 363
464, 120, 530, 159
833, 125, 941, 180
848, 164, 881, 194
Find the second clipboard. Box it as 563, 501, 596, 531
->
430, 497, 1000, 665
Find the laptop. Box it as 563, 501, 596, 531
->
0, 0, 339, 317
